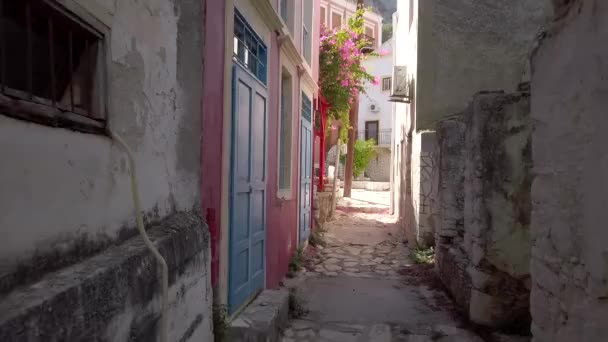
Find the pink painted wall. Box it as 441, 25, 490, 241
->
201, 0, 226, 288
265, 32, 300, 289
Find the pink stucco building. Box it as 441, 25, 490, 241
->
201, 0, 320, 315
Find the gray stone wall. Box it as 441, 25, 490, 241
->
433, 117, 469, 309
464, 92, 532, 329
0, 0, 212, 340
0, 0, 205, 288
530, 1, 608, 341
433, 92, 533, 329
0, 212, 213, 342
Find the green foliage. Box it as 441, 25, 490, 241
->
319, 8, 377, 121
341, 139, 377, 178
212, 303, 230, 342
411, 247, 435, 265
288, 247, 304, 277
382, 23, 393, 43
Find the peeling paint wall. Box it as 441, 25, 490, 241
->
0, 0, 204, 295
530, 1, 608, 340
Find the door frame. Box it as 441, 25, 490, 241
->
228, 63, 268, 314
365, 120, 379, 142
298, 92, 313, 246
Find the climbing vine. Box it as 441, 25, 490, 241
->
319, 7, 378, 137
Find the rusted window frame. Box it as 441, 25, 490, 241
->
0, 0, 109, 135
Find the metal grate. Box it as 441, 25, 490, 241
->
233, 10, 267, 85
301, 92, 312, 122
0, 0, 105, 129
382, 77, 391, 92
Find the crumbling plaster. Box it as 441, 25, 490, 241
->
530, 0, 608, 340
0, 0, 203, 287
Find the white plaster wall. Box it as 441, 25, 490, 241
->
0, 0, 202, 276
392, 0, 418, 238
359, 39, 394, 133
530, 1, 608, 341
415, 0, 552, 130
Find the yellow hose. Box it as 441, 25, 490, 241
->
109, 130, 169, 342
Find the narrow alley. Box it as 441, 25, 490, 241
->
1, 0, 607, 341
281, 191, 484, 342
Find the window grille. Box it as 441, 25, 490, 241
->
301, 93, 311, 122
0, 0, 106, 132
233, 10, 267, 85
382, 77, 392, 92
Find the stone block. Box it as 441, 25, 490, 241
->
0, 212, 213, 342
229, 289, 290, 342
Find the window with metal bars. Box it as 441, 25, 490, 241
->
382, 77, 391, 92
233, 10, 267, 85
0, 0, 106, 133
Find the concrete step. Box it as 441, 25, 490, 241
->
230, 289, 289, 342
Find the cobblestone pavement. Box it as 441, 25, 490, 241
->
281, 191, 483, 342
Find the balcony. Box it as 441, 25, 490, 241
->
361, 34, 376, 53
358, 129, 391, 146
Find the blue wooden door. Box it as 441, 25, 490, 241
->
229, 65, 267, 313
299, 94, 313, 245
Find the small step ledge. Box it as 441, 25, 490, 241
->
229, 289, 289, 342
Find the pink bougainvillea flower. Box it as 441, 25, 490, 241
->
378, 48, 389, 56
372, 76, 380, 85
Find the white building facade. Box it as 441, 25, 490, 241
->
357, 38, 394, 181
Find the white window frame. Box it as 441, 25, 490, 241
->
277, 66, 294, 199
320, 5, 328, 28
302, 1, 313, 66
364, 23, 375, 47
279, 0, 294, 34
330, 10, 343, 30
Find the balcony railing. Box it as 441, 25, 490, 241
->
358, 129, 391, 146
361, 34, 376, 53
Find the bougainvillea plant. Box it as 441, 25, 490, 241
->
319, 7, 378, 130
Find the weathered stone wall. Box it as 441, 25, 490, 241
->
0, 212, 213, 342
464, 92, 532, 329
530, 1, 608, 341
0, 0, 212, 340
433, 92, 533, 329
433, 117, 469, 309
0, 0, 205, 291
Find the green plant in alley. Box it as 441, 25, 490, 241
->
411, 246, 435, 265
288, 247, 305, 277
341, 139, 377, 177
308, 224, 328, 248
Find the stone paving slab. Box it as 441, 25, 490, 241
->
281, 200, 484, 342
